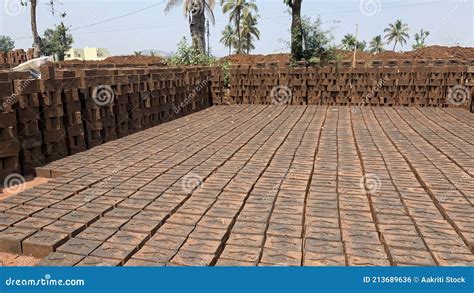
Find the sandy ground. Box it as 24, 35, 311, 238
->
0, 176, 50, 266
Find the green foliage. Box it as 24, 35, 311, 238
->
0, 35, 15, 52
221, 0, 258, 54
296, 16, 337, 65
41, 22, 73, 61
369, 35, 385, 54
168, 37, 216, 66
220, 25, 236, 55
340, 34, 366, 51
412, 29, 430, 50
221, 60, 231, 87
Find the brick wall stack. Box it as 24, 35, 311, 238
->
0, 65, 213, 181
219, 59, 473, 111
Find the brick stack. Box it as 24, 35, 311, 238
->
0, 72, 20, 179
378, 60, 399, 106
288, 65, 307, 105
14, 76, 44, 174
211, 66, 224, 105
307, 67, 322, 104
229, 64, 250, 104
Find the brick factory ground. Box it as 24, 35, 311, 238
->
0, 105, 473, 266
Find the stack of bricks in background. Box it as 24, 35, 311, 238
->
210, 66, 224, 105
0, 72, 21, 179
220, 60, 473, 110
0, 49, 34, 69
0, 65, 213, 182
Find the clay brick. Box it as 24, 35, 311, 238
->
36, 252, 84, 266
90, 242, 137, 263
22, 231, 69, 257
0, 227, 37, 254
57, 238, 102, 256
76, 256, 122, 267
75, 227, 116, 242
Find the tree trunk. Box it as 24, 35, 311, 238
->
392, 40, 397, 51
189, 10, 206, 54
290, 0, 303, 60
30, 0, 41, 58
236, 8, 242, 54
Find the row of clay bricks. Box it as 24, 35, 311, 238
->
32, 107, 469, 266
220, 64, 473, 108
0, 105, 262, 264
0, 65, 213, 181
0, 49, 34, 68
355, 108, 473, 263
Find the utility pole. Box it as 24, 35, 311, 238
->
206, 19, 210, 56
352, 23, 358, 68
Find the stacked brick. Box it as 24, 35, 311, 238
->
0, 72, 21, 178
222, 60, 472, 110
211, 66, 225, 105
0, 65, 213, 182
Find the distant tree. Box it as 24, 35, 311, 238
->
299, 16, 336, 64
384, 20, 410, 51
340, 33, 366, 51
165, 0, 216, 54
41, 22, 73, 61
133, 51, 143, 56
20, 0, 65, 58
283, 0, 303, 61
369, 35, 384, 54
0, 36, 15, 52
240, 12, 260, 54
221, 0, 258, 54
220, 24, 236, 55
412, 29, 430, 50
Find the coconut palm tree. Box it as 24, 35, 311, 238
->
283, 0, 303, 60
165, 0, 216, 54
240, 13, 260, 54
412, 29, 430, 50
369, 35, 384, 54
221, 0, 258, 54
220, 24, 236, 55
384, 19, 410, 51
340, 34, 356, 50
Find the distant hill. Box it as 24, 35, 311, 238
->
141, 50, 172, 58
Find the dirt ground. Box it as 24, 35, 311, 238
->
222, 46, 474, 64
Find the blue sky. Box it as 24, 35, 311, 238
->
1, 0, 472, 56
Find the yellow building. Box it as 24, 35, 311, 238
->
65, 47, 111, 61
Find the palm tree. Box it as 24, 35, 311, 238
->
240, 13, 260, 54
221, 0, 258, 54
384, 20, 410, 51
369, 35, 384, 54
412, 29, 430, 50
284, 0, 303, 60
220, 24, 236, 55
341, 34, 356, 50
165, 0, 216, 54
